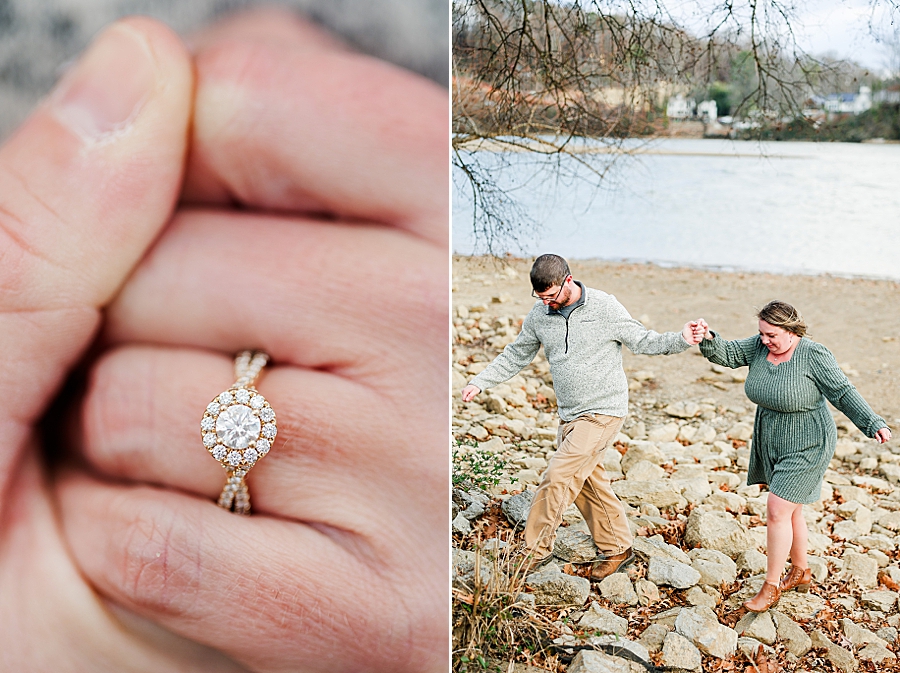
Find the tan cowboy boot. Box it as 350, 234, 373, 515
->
590, 548, 635, 581
743, 581, 781, 613
779, 564, 812, 593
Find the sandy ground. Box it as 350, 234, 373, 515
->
453, 255, 900, 429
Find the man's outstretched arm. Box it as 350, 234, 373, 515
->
464, 313, 541, 398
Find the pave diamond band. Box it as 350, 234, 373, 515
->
201, 350, 276, 515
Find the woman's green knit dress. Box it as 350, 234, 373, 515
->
700, 333, 887, 504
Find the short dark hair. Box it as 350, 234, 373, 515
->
530, 254, 570, 292
757, 300, 808, 337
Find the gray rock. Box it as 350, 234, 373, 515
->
737, 637, 773, 661
624, 459, 665, 482
879, 510, 900, 531
665, 401, 700, 419
777, 591, 827, 620
685, 586, 718, 608
672, 476, 713, 505
597, 572, 638, 606
661, 631, 702, 671
452, 548, 477, 577
554, 528, 599, 563
647, 423, 680, 444
877, 626, 899, 643
586, 636, 650, 664
841, 618, 889, 649
501, 490, 532, 528
859, 642, 897, 663
566, 649, 635, 673
674, 606, 738, 659
577, 602, 627, 636
810, 629, 858, 673
526, 568, 589, 607
637, 623, 669, 653
684, 509, 753, 559
633, 535, 691, 565
612, 480, 687, 509
861, 590, 899, 612
452, 513, 472, 534
808, 555, 829, 582
843, 551, 879, 588
651, 607, 682, 629
647, 556, 701, 589
735, 549, 767, 576
620, 442, 665, 473
689, 548, 738, 587
452, 488, 490, 520
735, 611, 776, 645
634, 578, 660, 606
771, 610, 811, 657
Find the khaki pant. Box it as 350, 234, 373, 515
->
524, 413, 632, 559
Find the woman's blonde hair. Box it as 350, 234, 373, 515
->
757, 300, 807, 337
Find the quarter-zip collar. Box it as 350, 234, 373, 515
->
547, 281, 587, 353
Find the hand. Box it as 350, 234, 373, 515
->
682, 320, 705, 346
875, 427, 892, 443
461, 383, 482, 401
53, 10, 446, 673
0, 18, 229, 670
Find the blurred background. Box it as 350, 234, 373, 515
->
0, 0, 448, 139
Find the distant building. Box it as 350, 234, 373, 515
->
874, 88, 900, 105
697, 99, 717, 122
666, 94, 695, 120
824, 86, 872, 114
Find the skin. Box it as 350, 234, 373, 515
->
460, 277, 706, 402
1, 10, 446, 673
698, 318, 891, 588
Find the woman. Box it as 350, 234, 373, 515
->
698, 301, 891, 612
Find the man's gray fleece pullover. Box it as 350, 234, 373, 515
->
469, 287, 691, 421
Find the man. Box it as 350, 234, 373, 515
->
461, 254, 704, 580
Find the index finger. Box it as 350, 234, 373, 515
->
182, 9, 447, 245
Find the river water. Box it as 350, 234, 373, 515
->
452, 138, 900, 280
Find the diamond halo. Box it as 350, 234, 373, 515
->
200, 387, 277, 468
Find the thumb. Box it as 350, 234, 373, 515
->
0, 18, 192, 499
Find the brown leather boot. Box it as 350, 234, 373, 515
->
590, 548, 635, 581
743, 581, 781, 613
779, 564, 812, 593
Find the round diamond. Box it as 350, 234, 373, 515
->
227, 451, 242, 466
201, 417, 215, 431
218, 391, 234, 404
206, 401, 220, 415
250, 395, 265, 409
256, 439, 271, 455
244, 447, 259, 464
212, 446, 226, 460
259, 407, 275, 422
235, 389, 251, 404
262, 423, 277, 439
203, 433, 217, 448
216, 404, 261, 449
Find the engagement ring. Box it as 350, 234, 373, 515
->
200, 350, 277, 514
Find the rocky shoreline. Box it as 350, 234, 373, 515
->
452, 259, 900, 673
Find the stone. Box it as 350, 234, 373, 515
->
771, 610, 811, 657
810, 630, 858, 673
688, 548, 738, 587
859, 643, 897, 663
651, 607, 682, 629
585, 636, 649, 664
672, 476, 712, 505
834, 484, 874, 508
526, 568, 590, 607
877, 626, 898, 643
577, 602, 628, 636
620, 442, 665, 473
777, 591, 826, 620
611, 480, 687, 509
665, 401, 700, 419
727, 423, 752, 441
634, 578, 660, 606
735, 611, 776, 645
598, 573, 639, 606
647, 556, 701, 589
637, 623, 669, 653
684, 509, 753, 559
736, 549, 767, 576
566, 650, 634, 673
452, 513, 472, 534
661, 632, 701, 671
861, 590, 899, 612
807, 556, 829, 582
737, 637, 772, 661
216, 404, 260, 449
453, 488, 490, 520
878, 510, 900, 531
648, 423, 680, 443
554, 528, 599, 563
843, 551, 879, 588
706, 490, 745, 512
624, 459, 665, 482
452, 548, 477, 578
633, 535, 692, 565
501, 490, 532, 528
674, 606, 738, 659
841, 618, 889, 649
684, 586, 717, 608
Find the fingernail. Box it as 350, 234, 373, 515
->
52, 23, 156, 141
